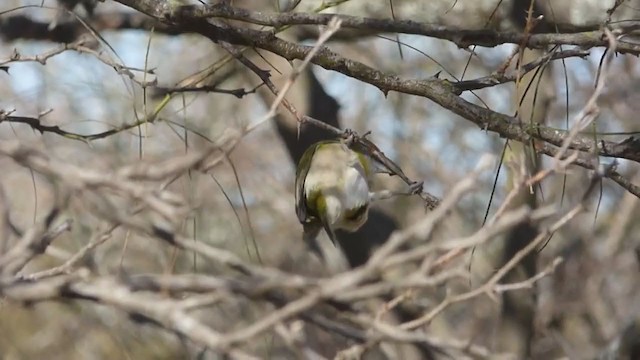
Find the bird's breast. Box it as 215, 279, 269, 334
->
305, 166, 370, 230
342, 166, 370, 202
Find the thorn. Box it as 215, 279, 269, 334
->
259, 69, 272, 79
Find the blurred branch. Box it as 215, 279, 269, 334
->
0, 12, 180, 43
0, 153, 558, 358
18, 224, 115, 281
0, 36, 156, 86
161, 83, 261, 97
0, 215, 71, 276
453, 48, 590, 92
4, 4, 637, 52
1, 273, 261, 360
401, 204, 581, 331
0, 102, 168, 142
0, 132, 596, 358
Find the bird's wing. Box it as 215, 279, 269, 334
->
295, 144, 318, 223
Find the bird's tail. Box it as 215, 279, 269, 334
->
302, 222, 323, 260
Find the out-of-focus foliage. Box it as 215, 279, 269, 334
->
0, 0, 638, 359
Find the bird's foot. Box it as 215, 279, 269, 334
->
409, 180, 424, 195
342, 128, 357, 147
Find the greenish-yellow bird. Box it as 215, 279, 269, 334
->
295, 139, 400, 258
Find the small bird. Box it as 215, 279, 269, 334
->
295, 139, 413, 259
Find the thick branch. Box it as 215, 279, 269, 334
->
195, 4, 640, 54
0, 13, 182, 43
162, 21, 640, 166
8, 1, 640, 197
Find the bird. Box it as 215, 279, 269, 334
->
295, 139, 417, 260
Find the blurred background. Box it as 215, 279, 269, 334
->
0, 0, 639, 359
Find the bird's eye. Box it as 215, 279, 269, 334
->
345, 205, 368, 221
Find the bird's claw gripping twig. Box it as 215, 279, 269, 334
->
341, 129, 436, 207
409, 180, 424, 195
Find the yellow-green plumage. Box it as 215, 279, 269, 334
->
295, 140, 377, 256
